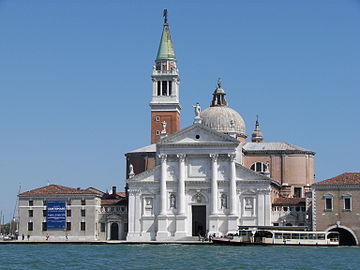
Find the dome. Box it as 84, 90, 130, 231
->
201, 106, 247, 137
200, 80, 247, 138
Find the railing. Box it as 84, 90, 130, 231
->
152, 69, 179, 75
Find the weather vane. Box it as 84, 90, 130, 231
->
163, 9, 168, 24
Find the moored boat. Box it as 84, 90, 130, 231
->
212, 227, 339, 246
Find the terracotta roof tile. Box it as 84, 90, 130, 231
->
313, 173, 360, 186
19, 184, 100, 196
273, 197, 305, 206
101, 198, 127, 206
116, 192, 126, 197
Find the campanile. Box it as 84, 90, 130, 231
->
149, 10, 181, 144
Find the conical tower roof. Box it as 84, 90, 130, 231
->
156, 10, 176, 61
251, 116, 264, 142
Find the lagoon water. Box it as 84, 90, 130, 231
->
0, 244, 359, 270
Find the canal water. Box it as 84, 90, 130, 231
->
0, 244, 358, 270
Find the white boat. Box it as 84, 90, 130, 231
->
212, 227, 339, 246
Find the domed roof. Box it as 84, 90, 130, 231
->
200, 80, 247, 138
201, 106, 247, 136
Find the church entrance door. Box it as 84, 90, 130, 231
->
192, 205, 206, 237
110, 223, 119, 240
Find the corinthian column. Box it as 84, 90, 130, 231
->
177, 154, 186, 215
228, 153, 237, 215
159, 154, 167, 215
210, 153, 219, 215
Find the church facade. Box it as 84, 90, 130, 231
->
126, 11, 315, 241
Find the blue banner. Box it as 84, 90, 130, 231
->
47, 201, 66, 229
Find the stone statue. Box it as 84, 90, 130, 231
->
217, 77, 222, 88
245, 198, 253, 209
170, 194, 176, 208
193, 103, 201, 117
129, 163, 135, 178
193, 103, 202, 124
221, 194, 227, 209
161, 121, 167, 133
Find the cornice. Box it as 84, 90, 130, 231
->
312, 185, 360, 190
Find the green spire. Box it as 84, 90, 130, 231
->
156, 10, 176, 61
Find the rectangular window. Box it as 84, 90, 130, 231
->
168, 81, 172, 96
283, 233, 291, 239
294, 187, 302, 198
43, 200, 47, 206
80, 222, 86, 231
256, 162, 262, 172
67, 200, 71, 206
81, 209, 86, 217
28, 210, 33, 217
344, 197, 351, 210
162, 81, 167, 96
29, 200, 33, 206
42, 222, 47, 231
43, 210, 47, 217
66, 222, 71, 231
28, 222, 33, 231
325, 197, 332, 211
101, 223, 106, 232
67, 209, 71, 217
157, 81, 161, 96
81, 199, 86, 206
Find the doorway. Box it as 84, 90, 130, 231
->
110, 223, 119, 240
192, 205, 206, 237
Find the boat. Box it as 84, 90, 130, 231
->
212, 226, 339, 246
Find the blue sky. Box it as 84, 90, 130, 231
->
0, 0, 359, 222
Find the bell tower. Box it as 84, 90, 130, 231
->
150, 9, 181, 144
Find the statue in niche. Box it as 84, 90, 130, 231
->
161, 121, 167, 133
221, 194, 227, 209
170, 194, 176, 208
145, 198, 152, 209
245, 198, 253, 209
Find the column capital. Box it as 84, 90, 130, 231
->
228, 153, 236, 162
158, 154, 167, 163
209, 153, 219, 162
177, 153, 186, 162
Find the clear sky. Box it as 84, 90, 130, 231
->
0, 0, 359, 222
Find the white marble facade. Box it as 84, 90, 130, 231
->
126, 124, 272, 241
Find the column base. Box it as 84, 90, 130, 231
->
156, 215, 169, 241
174, 215, 187, 239
126, 232, 145, 242
208, 215, 220, 236
227, 215, 238, 234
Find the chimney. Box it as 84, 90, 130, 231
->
112, 186, 116, 195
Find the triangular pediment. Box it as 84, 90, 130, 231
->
127, 166, 160, 182
158, 123, 239, 145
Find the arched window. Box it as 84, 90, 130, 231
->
250, 162, 268, 174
